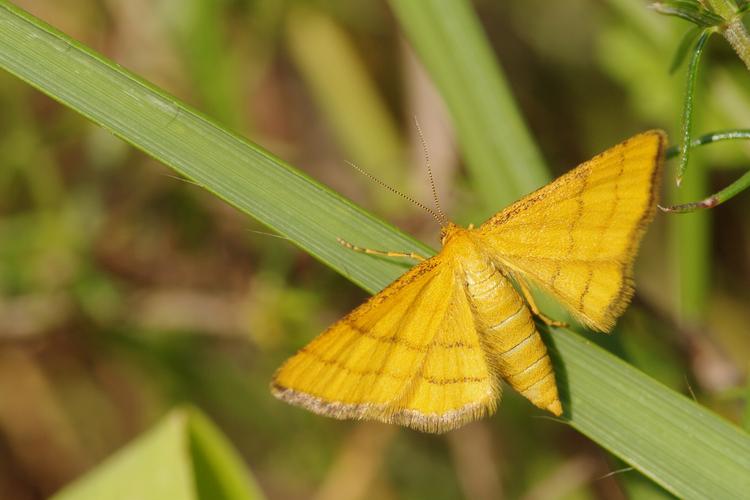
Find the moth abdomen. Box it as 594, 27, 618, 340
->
499, 336, 561, 416
465, 263, 562, 416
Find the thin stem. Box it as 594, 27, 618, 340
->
665, 128, 750, 158
662, 128, 750, 213
660, 168, 750, 212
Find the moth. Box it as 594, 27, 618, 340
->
272, 131, 665, 433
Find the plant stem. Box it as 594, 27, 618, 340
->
722, 16, 750, 70
661, 168, 750, 212
704, 0, 750, 69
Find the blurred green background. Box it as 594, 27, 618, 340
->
1, 0, 749, 499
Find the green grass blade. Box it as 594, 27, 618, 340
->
0, 1, 429, 295
187, 408, 266, 500
1, 3, 749, 499
548, 331, 750, 499
388, 0, 550, 214
53, 407, 264, 500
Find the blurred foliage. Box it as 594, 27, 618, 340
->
0, 0, 749, 499
52, 407, 265, 500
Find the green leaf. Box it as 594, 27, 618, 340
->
1, 3, 749, 499
52, 407, 264, 500
651, 1, 726, 27
677, 29, 712, 186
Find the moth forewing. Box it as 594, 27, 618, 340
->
478, 130, 666, 332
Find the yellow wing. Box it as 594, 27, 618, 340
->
271, 255, 499, 433
478, 130, 665, 331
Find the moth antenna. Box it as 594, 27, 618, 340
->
345, 160, 443, 225
413, 117, 448, 225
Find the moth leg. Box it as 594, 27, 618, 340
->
336, 237, 427, 262
518, 279, 568, 328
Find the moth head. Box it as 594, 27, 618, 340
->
440, 222, 465, 246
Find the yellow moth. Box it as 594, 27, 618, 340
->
272, 130, 666, 433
